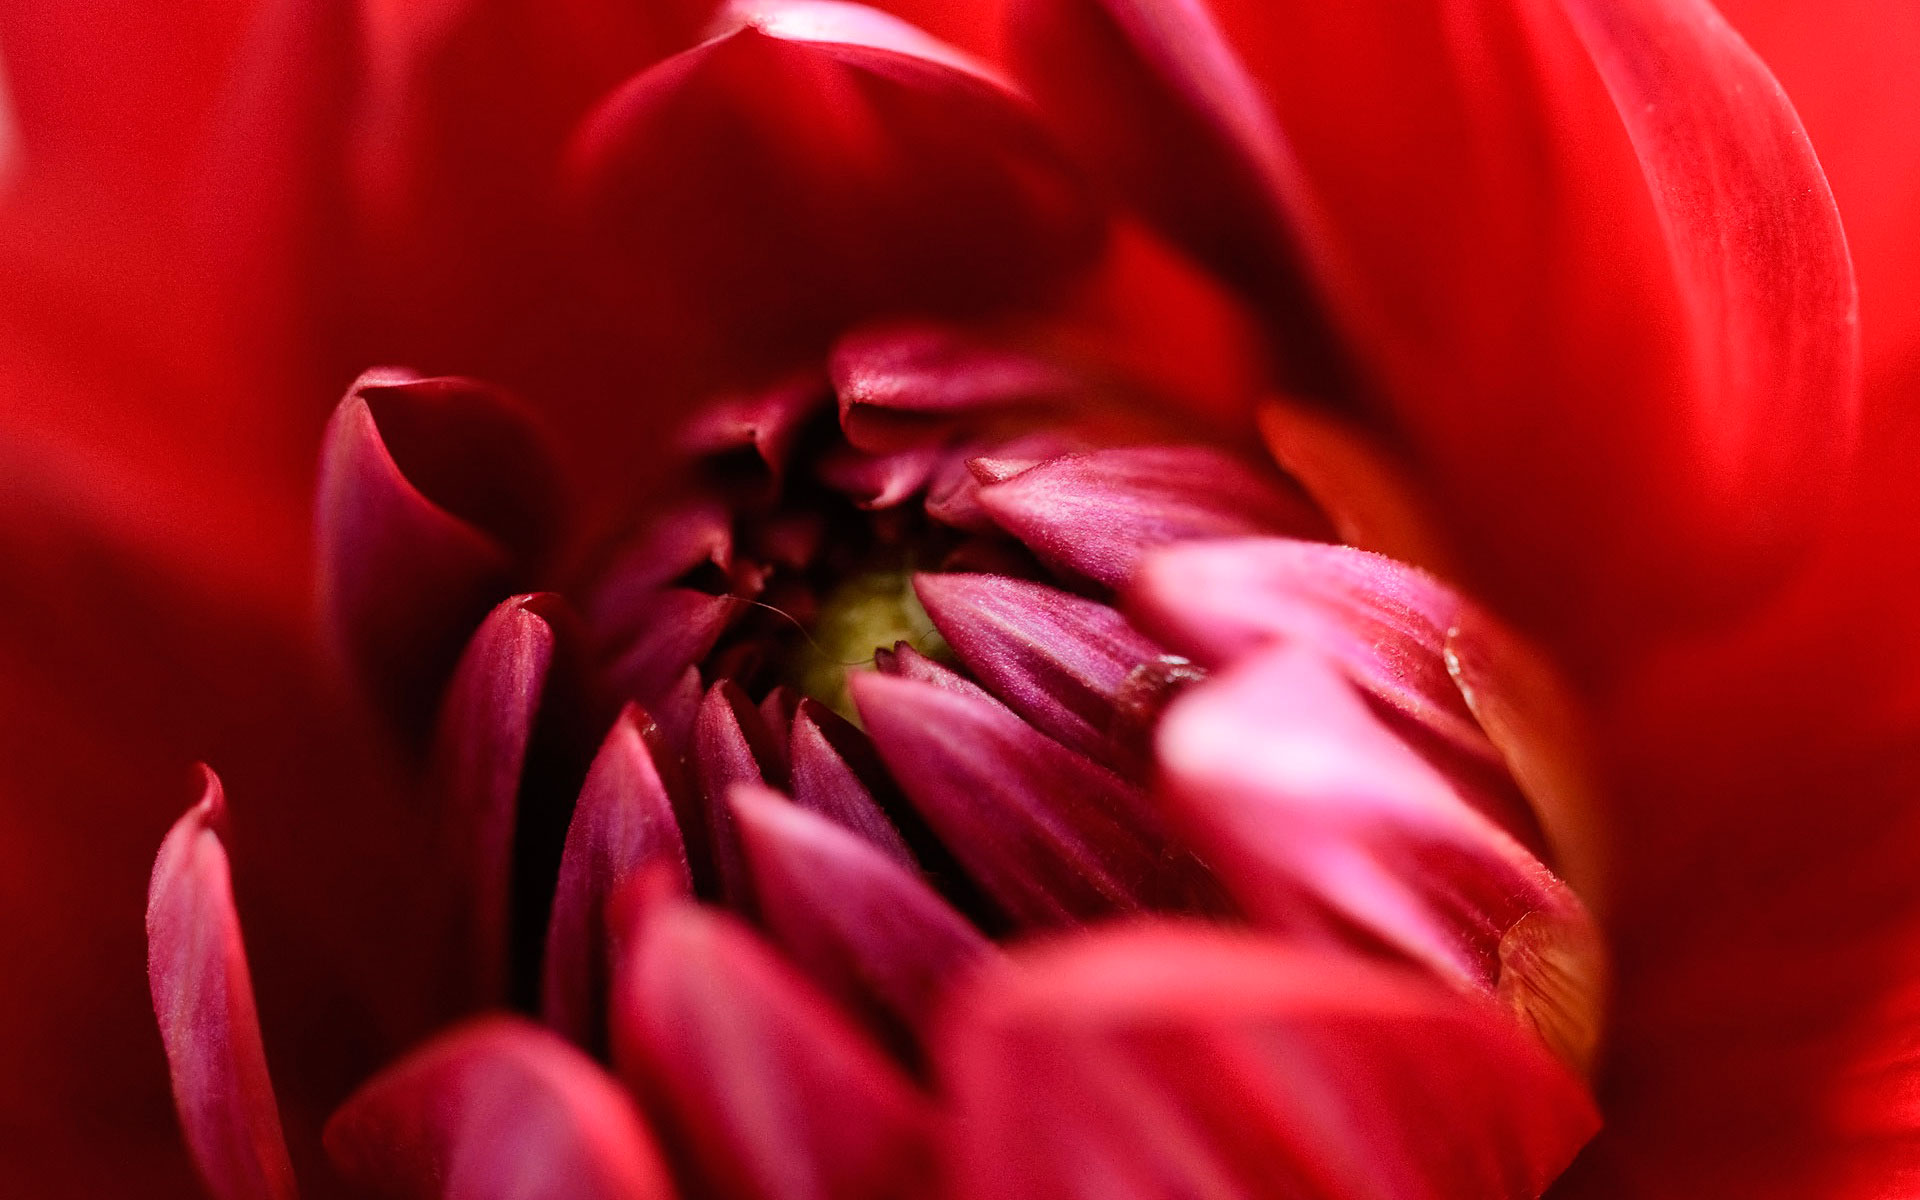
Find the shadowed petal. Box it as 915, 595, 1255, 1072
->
734, 784, 993, 1063
612, 900, 935, 1200
604, 589, 740, 705
147, 768, 297, 1200
939, 924, 1599, 1199
692, 681, 786, 906
914, 571, 1169, 769
828, 322, 1085, 452
1157, 645, 1602, 1071
677, 371, 827, 483
316, 371, 563, 738
852, 670, 1226, 925
543, 704, 693, 1053
789, 700, 916, 864
324, 1016, 674, 1200
976, 445, 1325, 587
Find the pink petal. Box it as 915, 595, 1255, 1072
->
1156, 645, 1602, 1070
789, 699, 917, 865
566, 24, 1103, 383
939, 924, 1599, 1199
676, 370, 827, 481
585, 500, 735, 634
975, 445, 1326, 588
816, 442, 945, 510
914, 571, 1171, 770
542, 705, 693, 1052
734, 784, 994, 1064
851, 670, 1226, 925
146, 768, 297, 1200
828, 321, 1086, 452
325, 1016, 674, 1200
611, 900, 936, 1200
603, 588, 739, 705
315, 371, 562, 738
692, 681, 787, 906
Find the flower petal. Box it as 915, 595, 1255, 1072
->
542, 704, 693, 1053
975, 445, 1325, 588
913, 571, 1170, 770
828, 321, 1085, 452
566, 23, 1103, 384
612, 899, 936, 1200
938, 924, 1599, 1199
691, 681, 787, 906
852, 669, 1226, 925
325, 1016, 674, 1200
789, 699, 917, 865
316, 371, 563, 738
146, 768, 297, 1200
603, 588, 740, 705
1156, 644, 1601, 1071
734, 784, 994, 1064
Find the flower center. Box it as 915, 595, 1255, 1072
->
787, 559, 950, 724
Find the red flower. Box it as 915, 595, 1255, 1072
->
1, 0, 1912, 1196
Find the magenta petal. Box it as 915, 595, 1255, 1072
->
1157, 645, 1592, 1007
976, 445, 1326, 587
604, 588, 740, 705
914, 571, 1170, 769
586, 501, 735, 633
816, 441, 944, 510
691, 681, 786, 906
315, 371, 562, 737
677, 371, 827, 480
940, 925, 1598, 1200
147, 769, 297, 1200
324, 1016, 674, 1200
612, 900, 936, 1200
828, 322, 1085, 452
734, 784, 993, 1064
543, 704, 693, 1052
851, 670, 1225, 926
790, 699, 916, 865
1129, 537, 1496, 763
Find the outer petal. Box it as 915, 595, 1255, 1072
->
146, 769, 297, 1200
324, 1016, 674, 1200
612, 899, 936, 1200
542, 704, 692, 1052
316, 371, 562, 737
567, 21, 1103, 386
938, 924, 1598, 1199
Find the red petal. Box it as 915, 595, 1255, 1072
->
734, 784, 994, 1063
789, 699, 917, 865
325, 1016, 674, 1200
543, 705, 693, 1052
939, 924, 1598, 1199
566, 23, 1103, 384
603, 588, 740, 705
852, 669, 1226, 925
975, 445, 1326, 588
146, 769, 297, 1200
316, 371, 563, 737
612, 900, 936, 1200
691, 681, 787, 906
1157, 644, 1600, 1063
828, 321, 1086, 452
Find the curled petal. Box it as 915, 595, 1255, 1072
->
735, 784, 994, 1063
1156, 645, 1602, 1071
543, 704, 693, 1052
828, 322, 1085, 452
604, 588, 740, 704
612, 900, 936, 1200
568, 23, 1103, 381
914, 571, 1168, 769
325, 1016, 674, 1200
852, 670, 1225, 925
939, 924, 1599, 1199
316, 371, 562, 736
147, 768, 297, 1200
976, 445, 1325, 587
585, 501, 735, 634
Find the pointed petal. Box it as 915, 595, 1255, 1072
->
790, 700, 916, 865
325, 1016, 674, 1200
828, 322, 1084, 452
852, 670, 1225, 925
734, 784, 992, 1062
1156, 645, 1602, 1071
816, 442, 944, 510
604, 588, 739, 704
691, 681, 786, 906
612, 900, 936, 1200
914, 571, 1171, 769
315, 371, 562, 737
976, 445, 1325, 587
585, 500, 735, 634
939, 925, 1598, 1200
677, 371, 827, 480
147, 769, 297, 1200
543, 705, 693, 1052
567, 24, 1102, 383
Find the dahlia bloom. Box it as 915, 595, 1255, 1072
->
2, 0, 1915, 1197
